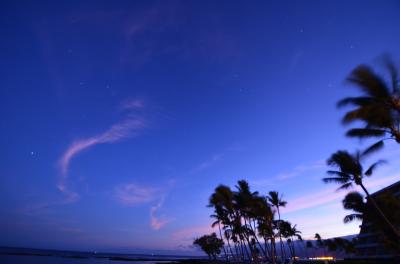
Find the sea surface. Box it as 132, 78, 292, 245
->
0, 255, 176, 264
0, 247, 203, 264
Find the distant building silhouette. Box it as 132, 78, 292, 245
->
355, 181, 400, 259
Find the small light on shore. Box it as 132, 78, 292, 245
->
309, 256, 334, 260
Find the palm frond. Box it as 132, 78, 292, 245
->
326, 170, 350, 178
365, 160, 387, 176
383, 55, 399, 94
337, 182, 353, 191
337, 97, 375, 108
342, 191, 365, 212
346, 65, 391, 98
346, 128, 386, 138
343, 213, 363, 224
211, 220, 219, 228
361, 140, 385, 157
322, 177, 349, 184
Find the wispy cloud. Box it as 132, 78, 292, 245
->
251, 160, 324, 187
150, 197, 172, 230
114, 183, 158, 206
172, 225, 217, 244
275, 160, 324, 180
114, 181, 174, 230
189, 143, 242, 174
283, 188, 346, 214
191, 153, 223, 174
57, 99, 146, 201
283, 175, 399, 214
119, 98, 145, 111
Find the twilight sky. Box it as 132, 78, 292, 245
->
1, 0, 400, 255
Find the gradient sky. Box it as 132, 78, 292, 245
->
1, 0, 400, 255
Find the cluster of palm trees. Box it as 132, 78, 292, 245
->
307, 233, 356, 258
208, 180, 303, 263
323, 56, 400, 242
195, 56, 400, 262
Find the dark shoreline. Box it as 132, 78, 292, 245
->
0, 251, 209, 263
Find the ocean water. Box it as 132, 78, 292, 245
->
0, 254, 175, 264
0, 248, 201, 264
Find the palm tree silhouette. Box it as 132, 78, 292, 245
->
338, 56, 400, 146
210, 208, 228, 261
267, 191, 287, 261
207, 181, 304, 263
314, 233, 326, 256
324, 149, 400, 238
342, 191, 365, 223
193, 233, 224, 260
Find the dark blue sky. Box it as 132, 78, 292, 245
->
1, 0, 400, 254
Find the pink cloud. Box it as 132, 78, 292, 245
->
119, 98, 145, 111
57, 100, 147, 201
172, 225, 217, 243
283, 175, 399, 214
150, 197, 172, 230
114, 183, 158, 206
275, 160, 324, 180
283, 188, 346, 214
59, 117, 146, 176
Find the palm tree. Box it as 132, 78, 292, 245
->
324, 149, 400, 237
267, 191, 287, 261
209, 185, 240, 260
342, 191, 365, 223
253, 196, 276, 263
193, 233, 224, 260
338, 56, 400, 145
314, 233, 326, 256
290, 224, 302, 258
210, 209, 228, 261
279, 221, 302, 259
234, 180, 269, 261
279, 221, 293, 259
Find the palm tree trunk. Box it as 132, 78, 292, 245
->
238, 240, 244, 260
233, 242, 240, 260
277, 207, 286, 261
291, 236, 296, 259
217, 222, 228, 262
271, 236, 276, 264
248, 219, 268, 259
240, 235, 251, 261
286, 241, 292, 259
264, 237, 271, 260
226, 236, 234, 260
359, 183, 400, 238
243, 218, 256, 261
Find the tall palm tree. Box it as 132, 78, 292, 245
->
234, 180, 265, 260
324, 150, 400, 238
279, 221, 293, 259
267, 191, 287, 261
338, 57, 400, 145
209, 185, 240, 260
210, 209, 228, 261
342, 191, 365, 223
290, 224, 302, 258
314, 233, 326, 256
